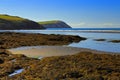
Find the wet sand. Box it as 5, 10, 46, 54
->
8, 46, 81, 58
7, 46, 118, 58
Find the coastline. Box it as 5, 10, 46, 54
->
0, 32, 119, 79
78, 30, 120, 33
0, 29, 120, 34
0, 31, 119, 57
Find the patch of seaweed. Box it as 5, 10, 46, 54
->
109, 40, 120, 43
0, 32, 86, 49
0, 51, 119, 80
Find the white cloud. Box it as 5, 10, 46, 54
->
103, 23, 113, 26
70, 22, 86, 27
102, 23, 120, 26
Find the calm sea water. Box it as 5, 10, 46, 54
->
46, 28, 120, 30
0, 28, 120, 53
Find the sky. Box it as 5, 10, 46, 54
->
0, 0, 120, 28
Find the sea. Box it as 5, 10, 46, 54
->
0, 28, 120, 53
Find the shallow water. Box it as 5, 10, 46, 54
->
9, 69, 24, 77
1, 30, 120, 53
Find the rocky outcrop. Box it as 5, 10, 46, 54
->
0, 14, 45, 30
39, 20, 71, 28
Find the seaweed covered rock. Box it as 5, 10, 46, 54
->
0, 59, 4, 64
6, 52, 120, 80
0, 32, 86, 49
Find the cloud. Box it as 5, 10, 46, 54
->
103, 23, 113, 26
70, 22, 86, 27
102, 23, 120, 26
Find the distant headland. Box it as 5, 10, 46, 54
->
38, 20, 71, 28
0, 14, 71, 30
0, 14, 45, 30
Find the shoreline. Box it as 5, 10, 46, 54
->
78, 30, 120, 33
0, 30, 120, 34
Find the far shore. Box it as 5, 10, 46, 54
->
0, 29, 120, 33
73, 30, 120, 33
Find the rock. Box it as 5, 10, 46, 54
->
0, 59, 4, 64
109, 40, 120, 43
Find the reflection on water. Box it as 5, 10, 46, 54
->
1, 30, 120, 53
69, 39, 120, 53
9, 69, 24, 77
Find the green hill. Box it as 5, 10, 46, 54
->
39, 20, 71, 28
0, 14, 45, 30
39, 20, 61, 25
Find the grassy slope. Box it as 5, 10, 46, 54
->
39, 20, 71, 28
0, 15, 25, 21
39, 20, 60, 25
0, 14, 45, 29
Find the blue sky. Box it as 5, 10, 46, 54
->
0, 0, 120, 28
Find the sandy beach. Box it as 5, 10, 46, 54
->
7, 46, 118, 58
7, 46, 81, 58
